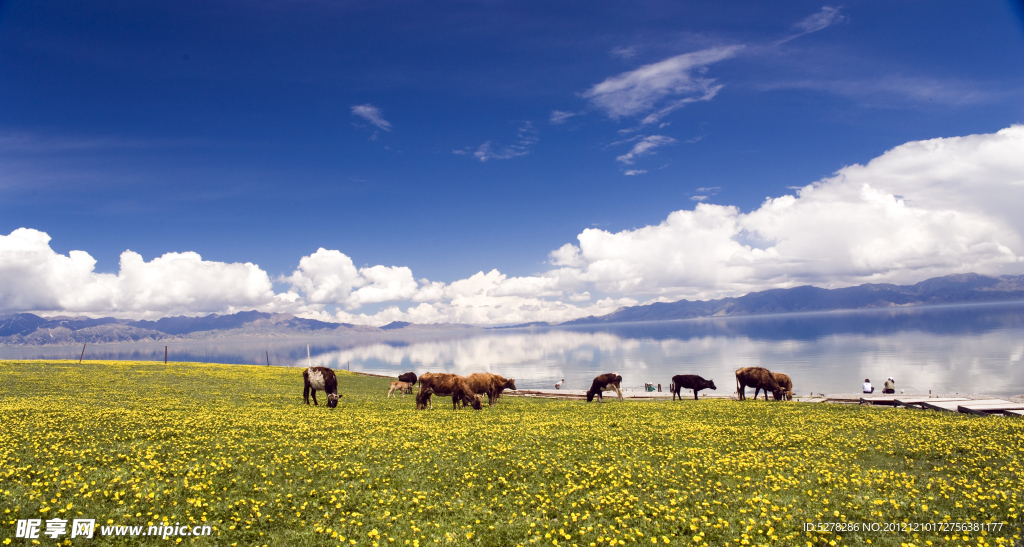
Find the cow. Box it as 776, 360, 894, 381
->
465, 372, 518, 406
398, 372, 417, 385
387, 381, 414, 398
671, 374, 717, 401
415, 387, 433, 410
417, 372, 482, 410
735, 367, 782, 401
586, 373, 623, 402
770, 372, 793, 401
303, 366, 340, 408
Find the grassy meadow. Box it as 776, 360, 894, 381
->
0, 360, 1021, 546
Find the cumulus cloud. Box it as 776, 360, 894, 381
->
281, 248, 418, 309
582, 46, 742, 122
5, 126, 1023, 326
616, 135, 676, 164
554, 125, 1024, 299
350, 104, 392, 131
0, 229, 275, 318
624, 169, 647, 176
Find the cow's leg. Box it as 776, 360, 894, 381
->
613, 385, 623, 402
304, 383, 311, 405
694, 389, 699, 401
311, 390, 319, 406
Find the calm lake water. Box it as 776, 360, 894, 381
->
3, 302, 1023, 396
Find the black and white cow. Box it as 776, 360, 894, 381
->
303, 366, 340, 408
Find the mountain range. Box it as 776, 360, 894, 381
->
563, 273, 1024, 325
1, 273, 1022, 345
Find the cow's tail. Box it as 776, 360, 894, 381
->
735, 374, 742, 400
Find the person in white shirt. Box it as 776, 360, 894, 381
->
863, 378, 874, 394
554, 379, 564, 390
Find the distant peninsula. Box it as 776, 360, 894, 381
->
2, 273, 1022, 346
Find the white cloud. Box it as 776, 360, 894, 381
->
549, 110, 579, 124
793, 6, 845, 35
616, 135, 676, 164
582, 46, 742, 121
281, 248, 417, 309
558, 125, 1024, 299
467, 122, 538, 161
0, 228, 275, 318
5, 126, 1024, 327
350, 104, 392, 131
624, 169, 647, 176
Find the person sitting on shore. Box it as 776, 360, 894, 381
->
883, 377, 895, 394
554, 379, 564, 390
863, 379, 874, 394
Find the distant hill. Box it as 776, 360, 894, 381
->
0, 311, 480, 346
0, 311, 379, 346
563, 273, 1024, 325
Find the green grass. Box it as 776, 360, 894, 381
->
1, 359, 1021, 546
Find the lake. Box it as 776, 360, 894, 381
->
3, 302, 1023, 396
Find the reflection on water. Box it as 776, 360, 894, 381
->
3, 302, 1022, 396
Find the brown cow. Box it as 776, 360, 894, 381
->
769, 372, 793, 401
465, 373, 518, 406
417, 372, 482, 410
586, 373, 623, 402
303, 366, 341, 408
415, 387, 433, 410
387, 381, 414, 398
735, 367, 782, 401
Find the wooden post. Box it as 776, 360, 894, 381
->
79, 344, 86, 363
266, 351, 270, 366
165, 346, 168, 364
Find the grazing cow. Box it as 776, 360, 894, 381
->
735, 367, 782, 401
387, 381, 414, 398
418, 372, 482, 410
303, 366, 340, 408
770, 372, 793, 401
398, 372, 417, 385
415, 387, 433, 410
465, 372, 519, 406
671, 374, 717, 401
586, 373, 623, 402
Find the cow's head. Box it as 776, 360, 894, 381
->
770, 389, 783, 402
707, 379, 717, 390
504, 379, 517, 391
468, 394, 483, 410
327, 393, 340, 408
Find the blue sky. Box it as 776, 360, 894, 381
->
1, 0, 1024, 324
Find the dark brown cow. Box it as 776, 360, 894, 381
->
586, 373, 623, 402
303, 366, 340, 408
417, 372, 482, 410
671, 374, 717, 401
770, 372, 793, 401
465, 373, 518, 406
735, 367, 782, 401
415, 387, 433, 410
398, 372, 417, 385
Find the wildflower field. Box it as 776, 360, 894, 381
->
1, 360, 1021, 547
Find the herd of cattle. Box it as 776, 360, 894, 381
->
301, 365, 794, 410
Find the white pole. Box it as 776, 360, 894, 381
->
307, 344, 311, 368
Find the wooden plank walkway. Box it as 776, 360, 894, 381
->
894, 397, 970, 409
921, 399, 1010, 412
957, 403, 1024, 416
859, 395, 900, 406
